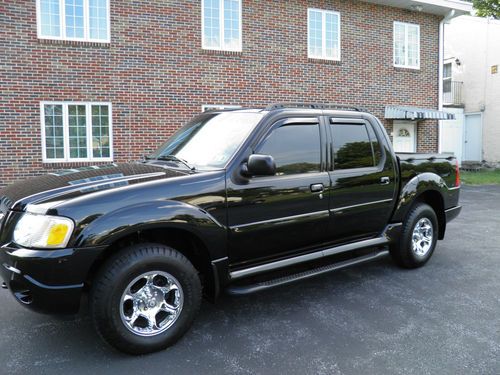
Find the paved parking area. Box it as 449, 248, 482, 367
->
0, 185, 499, 375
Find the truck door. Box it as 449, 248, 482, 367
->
226, 117, 331, 267
327, 118, 397, 243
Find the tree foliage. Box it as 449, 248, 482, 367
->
473, 0, 500, 19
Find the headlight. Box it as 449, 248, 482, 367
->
13, 213, 74, 249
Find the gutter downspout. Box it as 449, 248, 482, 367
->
438, 9, 456, 153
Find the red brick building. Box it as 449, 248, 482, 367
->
0, 0, 472, 187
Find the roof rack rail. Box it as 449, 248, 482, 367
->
265, 103, 365, 112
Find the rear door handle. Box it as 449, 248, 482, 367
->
310, 183, 324, 193
380, 177, 390, 185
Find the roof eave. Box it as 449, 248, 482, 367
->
362, 0, 473, 16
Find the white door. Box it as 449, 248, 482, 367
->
393, 121, 416, 152
440, 108, 464, 165
463, 113, 482, 162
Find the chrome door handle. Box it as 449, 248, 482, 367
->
380, 177, 390, 185
310, 183, 324, 192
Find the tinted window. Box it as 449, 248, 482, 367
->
257, 123, 321, 175
366, 123, 382, 165
331, 123, 375, 170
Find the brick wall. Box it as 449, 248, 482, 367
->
0, 0, 441, 187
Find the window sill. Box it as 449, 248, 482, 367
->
201, 48, 243, 56
38, 38, 111, 48
42, 160, 114, 167
308, 58, 341, 66
393, 65, 420, 72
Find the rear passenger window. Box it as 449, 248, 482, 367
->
366, 123, 382, 165
330, 122, 377, 170
257, 123, 321, 175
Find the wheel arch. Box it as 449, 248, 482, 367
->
393, 173, 448, 240
414, 190, 446, 240
84, 225, 223, 300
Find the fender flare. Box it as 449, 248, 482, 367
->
392, 173, 448, 223
72, 200, 227, 261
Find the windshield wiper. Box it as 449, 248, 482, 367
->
156, 155, 196, 171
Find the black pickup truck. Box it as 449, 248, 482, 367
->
0, 104, 461, 354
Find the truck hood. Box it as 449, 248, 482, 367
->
0, 163, 186, 214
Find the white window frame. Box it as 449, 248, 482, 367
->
307, 8, 341, 61
36, 0, 111, 43
201, 104, 242, 112
201, 0, 242, 52
393, 21, 420, 70
443, 60, 454, 104
443, 62, 452, 90
40, 101, 113, 163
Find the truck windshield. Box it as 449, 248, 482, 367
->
149, 112, 264, 170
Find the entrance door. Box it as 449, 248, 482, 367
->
463, 113, 482, 162
439, 108, 464, 165
393, 121, 416, 153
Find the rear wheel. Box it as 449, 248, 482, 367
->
390, 203, 438, 269
90, 243, 202, 354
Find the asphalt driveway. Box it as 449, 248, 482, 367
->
0, 185, 499, 375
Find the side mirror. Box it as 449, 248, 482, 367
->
243, 154, 276, 177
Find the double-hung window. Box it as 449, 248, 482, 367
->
202, 0, 242, 51
37, 0, 110, 42
41, 102, 113, 162
307, 8, 341, 61
443, 63, 452, 92
393, 21, 420, 69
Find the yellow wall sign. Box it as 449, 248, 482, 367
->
492, 65, 498, 74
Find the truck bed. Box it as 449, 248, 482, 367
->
396, 152, 458, 192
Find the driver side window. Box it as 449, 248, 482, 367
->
257, 122, 321, 175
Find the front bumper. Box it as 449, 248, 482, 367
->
0, 245, 105, 314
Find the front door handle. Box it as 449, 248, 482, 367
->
380, 177, 390, 185
310, 183, 324, 192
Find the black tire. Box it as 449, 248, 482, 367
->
390, 203, 438, 269
90, 243, 202, 355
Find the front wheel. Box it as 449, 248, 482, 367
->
90, 243, 202, 354
390, 203, 438, 269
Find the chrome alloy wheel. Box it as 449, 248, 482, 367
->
411, 218, 434, 257
120, 271, 183, 337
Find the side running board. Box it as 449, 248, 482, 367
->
230, 237, 389, 280
226, 249, 389, 296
